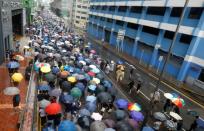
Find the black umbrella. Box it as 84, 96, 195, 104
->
78, 116, 92, 129
113, 109, 127, 121
97, 92, 112, 103
45, 73, 56, 82
116, 121, 133, 131
61, 81, 71, 92
96, 85, 106, 94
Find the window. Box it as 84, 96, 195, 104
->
107, 18, 113, 23
100, 17, 105, 21
77, 5, 81, 8
127, 23, 139, 30
81, 17, 86, 20
101, 6, 107, 11
164, 31, 175, 40
188, 8, 203, 19
130, 6, 143, 13
82, 6, 87, 9
118, 6, 127, 12
147, 7, 166, 16
76, 16, 80, 19
142, 26, 160, 35
116, 20, 124, 26
179, 34, 192, 44
109, 6, 116, 11
124, 36, 134, 43
170, 7, 183, 17
76, 20, 79, 23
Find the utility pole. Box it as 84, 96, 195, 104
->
141, 0, 190, 128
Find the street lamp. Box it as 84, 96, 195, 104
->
141, 0, 190, 128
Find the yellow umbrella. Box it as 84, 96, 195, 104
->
14, 55, 24, 61
67, 76, 77, 83
41, 66, 51, 73
92, 78, 100, 84
12, 73, 23, 82
60, 66, 64, 71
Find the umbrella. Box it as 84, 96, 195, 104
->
85, 102, 97, 113
41, 66, 51, 73
45, 103, 61, 115
38, 84, 51, 91
105, 128, 115, 131
116, 99, 128, 109
52, 67, 60, 74
86, 95, 97, 103
164, 120, 177, 130
7, 61, 20, 69
92, 78, 100, 84
130, 111, 144, 122
116, 121, 133, 131
39, 99, 51, 108
79, 60, 86, 66
96, 85, 106, 94
88, 85, 96, 91
63, 94, 74, 103
3, 87, 20, 95
79, 108, 91, 117
197, 117, 204, 128
67, 76, 77, 83
78, 116, 92, 128
103, 119, 116, 128
117, 60, 123, 65
60, 71, 69, 78
172, 97, 185, 108
76, 74, 85, 80
70, 87, 82, 99
170, 112, 182, 120
96, 74, 104, 80
14, 55, 24, 61
37, 63, 50, 68
49, 88, 62, 97
127, 119, 138, 128
90, 50, 96, 54
97, 92, 112, 103
153, 112, 167, 121
103, 80, 112, 88
39, 81, 48, 86
58, 120, 76, 131
45, 73, 56, 82
12, 73, 23, 82
114, 109, 127, 121
90, 121, 106, 131
24, 45, 30, 49
61, 81, 71, 92
89, 65, 96, 69
91, 68, 100, 74
91, 112, 103, 121
128, 103, 142, 112
142, 126, 154, 131
164, 93, 174, 100
75, 82, 85, 91
88, 71, 96, 77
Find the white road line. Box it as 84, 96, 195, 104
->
158, 88, 165, 94
149, 82, 156, 87
139, 91, 151, 101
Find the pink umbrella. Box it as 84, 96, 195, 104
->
90, 50, 96, 54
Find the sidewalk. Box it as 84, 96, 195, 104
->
0, 36, 31, 131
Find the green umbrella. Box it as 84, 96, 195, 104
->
45, 73, 56, 82
71, 87, 82, 99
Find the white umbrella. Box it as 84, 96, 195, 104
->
89, 65, 96, 69
39, 99, 51, 108
3, 87, 20, 95
51, 40, 55, 43
79, 60, 86, 66
91, 112, 103, 121
153, 112, 167, 121
170, 112, 182, 120
164, 93, 174, 100
24, 46, 30, 49
62, 50, 67, 53
164, 120, 177, 130
34, 42, 40, 47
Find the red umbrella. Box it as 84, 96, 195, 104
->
45, 103, 61, 115
88, 71, 96, 77
60, 71, 69, 78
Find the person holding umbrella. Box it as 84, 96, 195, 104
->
128, 79, 135, 94
13, 93, 21, 111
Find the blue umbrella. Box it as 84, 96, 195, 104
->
116, 99, 128, 109
96, 74, 104, 80
58, 120, 76, 131
130, 111, 144, 122
86, 95, 97, 103
52, 67, 60, 74
78, 56, 84, 61
88, 85, 96, 91
76, 74, 85, 80
64, 65, 70, 71
38, 85, 51, 91
7, 61, 20, 69
85, 58, 91, 64
63, 94, 74, 103
91, 68, 100, 74
103, 80, 112, 88
79, 108, 91, 117
142, 126, 154, 131
117, 60, 123, 65
85, 102, 97, 113
84, 74, 91, 81
75, 82, 85, 91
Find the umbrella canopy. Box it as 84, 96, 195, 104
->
45, 73, 56, 82
79, 108, 91, 117
88, 85, 96, 91
86, 95, 97, 103
62, 94, 74, 103
96, 85, 106, 94
116, 99, 128, 109
164, 93, 174, 100
45, 103, 61, 115
90, 50, 96, 54
49, 88, 62, 97
60, 71, 69, 78
142, 126, 154, 131
24, 45, 30, 49
103, 119, 116, 128
70, 87, 82, 99
103, 80, 112, 88
116, 121, 133, 131
97, 92, 112, 103
91, 112, 103, 121
58, 120, 76, 131
91, 68, 100, 74
12, 73, 23, 82
41, 66, 51, 73
164, 120, 177, 130
14, 55, 24, 61
172, 98, 185, 108
88, 71, 96, 77
128, 103, 142, 112
92, 78, 100, 84
52, 67, 60, 74
79, 60, 86, 66
105, 128, 115, 131
130, 111, 144, 122
96, 74, 104, 80
75, 82, 85, 91
153, 112, 167, 121
170, 112, 182, 120
90, 121, 106, 131
38, 84, 51, 91
114, 109, 127, 121
76, 74, 85, 80
7, 61, 20, 69
89, 65, 97, 69
61, 81, 71, 92
67, 76, 77, 83
39, 99, 51, 108
78, 116, 92, 128
3, 87, 20, 95
127, 119, 138, 128
85, 102, 97, 113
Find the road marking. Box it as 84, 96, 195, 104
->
149, 82, 156, 87
139, 90, 151, 101
158, 88, 165, 94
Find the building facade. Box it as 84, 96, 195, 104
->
0, 0, 25, 64
72, 0, 90, 29
87, 0, 204, 84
